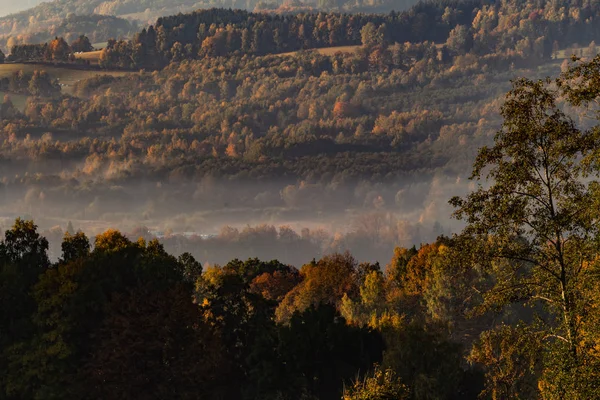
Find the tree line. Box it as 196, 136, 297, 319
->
95, 0, 600, 70
0, 217, 481, 400
0, 70, 60, 97
6, 35, 94, 63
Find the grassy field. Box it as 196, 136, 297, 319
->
280, 43, 600, 63
0, 91, 29, 110
0, 63, 133, 109
74, 50, 104, 64
280, 45, 362, 57
555, 45, 600, 59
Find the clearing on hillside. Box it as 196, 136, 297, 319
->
555, 45, 600, 59
74, 50, 104, 65
0, 63, 132, 104
280, 45, 362, 57
0, 91, 28, 110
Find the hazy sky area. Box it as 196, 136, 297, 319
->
0, 0, 45, 17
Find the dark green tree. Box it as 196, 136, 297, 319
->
0, 219, 50, 398
277, 304, 383, 399
81, 284, 227, 400
177, 252, 202, 282
70, 35, 93, 53
61, 231, 91, 263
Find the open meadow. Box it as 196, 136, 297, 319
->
75, 50, 104, 64
280, 45, 362, 57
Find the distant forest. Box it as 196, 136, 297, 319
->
94, 0, 600, 69
0, 0, 422, 52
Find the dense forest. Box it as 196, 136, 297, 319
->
2, 0, 600, 397
4, 55, 600, 397
0, 218, 471, 400
95, 0, 600, 69
0, 0, 420, 50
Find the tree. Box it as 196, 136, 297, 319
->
446, 25, 472, 55
360, 23, 382, 48
276, 252, 358, 322
2, 218, 49, 268
278, 304, 384, 399
5, 228, 193, 398
94, 229, 131, 253
0, 219, 50, 397
343, 366, 409, 400
195, 258, 286, 398
61, 231, 90, 263
81, 284, 226, 400
28, 70, 59, 97
47, 37, 71, 61
249, 268, 301, 302
450, 77, 600, 397
378, 320, 467, 400
177, 252, 202, 282
71, 35, 93, 53
0, 48, 5, 64
468, 325, 542, 399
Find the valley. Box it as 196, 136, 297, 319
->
1, 0, 600, 399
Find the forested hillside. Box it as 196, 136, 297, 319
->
2, 0, 600, 397
4, 59, 600, 396
0, 0, 420, 51
3, 0, 600, 263
0, 43, 532, 257
94, 0, 600, 69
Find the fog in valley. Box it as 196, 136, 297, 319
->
0, 122, 492, 266
0, 169, 476, 266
